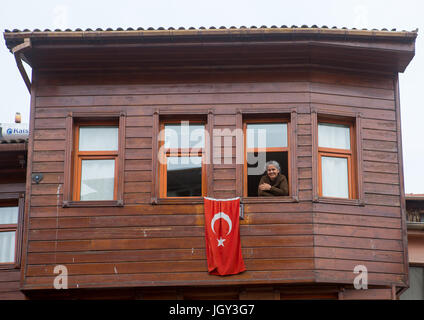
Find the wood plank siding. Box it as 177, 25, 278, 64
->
20, 68, 406, 293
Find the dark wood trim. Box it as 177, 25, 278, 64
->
241, 197, 298, 204
312, 109, 319, 202
355, 114, 365, 205
235, 110, 243, 198
156, 197, 205, 205
63, 113, 73, 202
0, 143, 27, 152
394, 73, 409, 288
151, 111, 159, 205
290, 108, 299, 201
206, 111, 214, 198
20, 70, 36, 286
62, 200, 124, 208
118, 113, 126, 203
239, 107, 295, 115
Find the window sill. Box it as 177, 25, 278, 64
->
241, 196, 298, 204
0, 263, 19, 270
154, 197, 205, 205
313, 197, 364, 206
62, 200, 124, 208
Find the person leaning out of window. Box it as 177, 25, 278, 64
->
258, 161, 288, 196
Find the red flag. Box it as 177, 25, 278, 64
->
204, 197, 246, 276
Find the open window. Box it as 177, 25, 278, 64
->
318, 120, 357, 199
159, 120, 207, 198
243, 119, 290, 197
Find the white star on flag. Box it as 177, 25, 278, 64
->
217, 237, 226, 247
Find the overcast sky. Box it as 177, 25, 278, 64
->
0, 0, 423, 194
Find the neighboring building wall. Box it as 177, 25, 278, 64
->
401, 196, 424, 300
0, 143, 27, 299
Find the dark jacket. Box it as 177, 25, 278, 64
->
258, 173, 289, 196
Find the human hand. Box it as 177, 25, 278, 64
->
259, 183, 271, 191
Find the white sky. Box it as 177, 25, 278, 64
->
0, 0, 423, 194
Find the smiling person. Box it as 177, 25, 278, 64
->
258, 161, 289, 196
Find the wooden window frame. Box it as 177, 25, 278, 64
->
63, 112, 126, 208
0, 194, 25, 269
312, 109, 364, 206
158, 119, 207, 200
152, 110, 213, 205
238, 108, 298, 204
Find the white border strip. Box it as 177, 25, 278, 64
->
204, 197, 240, 201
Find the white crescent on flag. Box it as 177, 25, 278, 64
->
211, 212, 233, 236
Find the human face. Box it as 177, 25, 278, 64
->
266, 164, 279, 180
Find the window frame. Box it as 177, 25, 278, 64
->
63, 112, 125, 208
158, 119, 207, 199
237, 108, 298, 204
0, 195, 25, 269
243, 118, 291, 198
312, 109, 364, 205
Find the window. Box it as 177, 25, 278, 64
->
0, 197, 24, 267
72, 122, 119, 201
244, 119, 290, 197
159, 120, 206, 198
318, 121, 356, 199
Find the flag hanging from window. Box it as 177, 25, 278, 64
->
204, 197, 246, 276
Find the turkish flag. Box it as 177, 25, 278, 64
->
204, 197, 246, 276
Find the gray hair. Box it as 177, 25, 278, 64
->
265, 160, 280, 172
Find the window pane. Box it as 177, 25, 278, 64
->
79, 126, 118, 151
80, 159, 115, 201
167, 156, 202, 197
0, 231, 15, 263
318, 123, 350, 149
247, 123, 287, 148
164, 123, 204, 149
321, 156, 349, 198
0, 207, 18, 225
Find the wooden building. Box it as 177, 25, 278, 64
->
1, 25, 418, 299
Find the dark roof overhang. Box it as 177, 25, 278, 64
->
3, 26, 418, 74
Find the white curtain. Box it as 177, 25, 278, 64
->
0, 231, 15, 263
318, 123, 350, 149
79, 126, 118, 151
0, 206, 18, 224
321, 156, 349, 198
164, 124, 204, 149
80, 159, 115, 201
